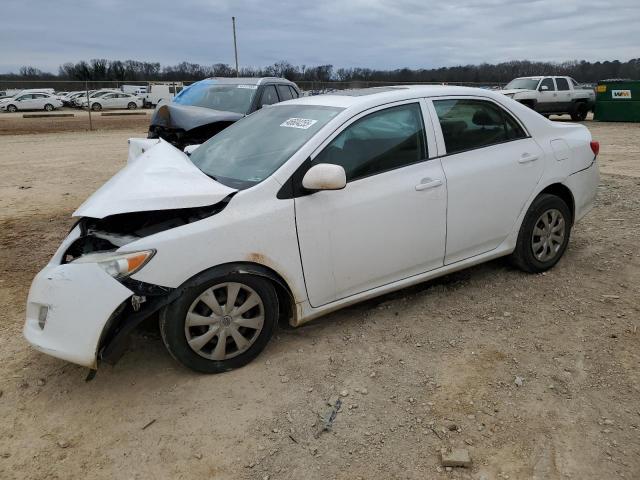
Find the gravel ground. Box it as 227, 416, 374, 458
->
0, 116, 638, 480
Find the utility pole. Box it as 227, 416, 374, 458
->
232, 16, 239, 77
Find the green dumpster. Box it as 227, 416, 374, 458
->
594, 80, 640, 122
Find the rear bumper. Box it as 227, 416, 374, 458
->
566, 158, 600, 222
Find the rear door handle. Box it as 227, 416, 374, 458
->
518, 153, 539, 164
415, 178, 443, 191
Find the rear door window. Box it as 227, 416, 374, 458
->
433, 99, 526, 154
555, 78, 570, 91
277, 85, 293, 101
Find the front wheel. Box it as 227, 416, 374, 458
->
7, 104, 17, 113
570, 103, 588, 121
160, 273, 278, 373
127, 102, 137, 110
91, 102, 102, 111
510, 194, 572, 273
44, 103, 54, 111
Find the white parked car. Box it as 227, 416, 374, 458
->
0, 92, 63, 112
72, 89, 121, 108
81, 92, 143, 111
24, 86, 599, 374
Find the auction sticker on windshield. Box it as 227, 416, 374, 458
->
280, 118, 318, 129
237, 85, 258, 89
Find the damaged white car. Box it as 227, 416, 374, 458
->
25, 86, 600, 374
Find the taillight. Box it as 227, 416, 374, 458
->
590, 141, 600, 156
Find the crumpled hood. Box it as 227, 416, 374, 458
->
73, 139, 236, 219
500, 89, 534, 95
149, 103, 244, 131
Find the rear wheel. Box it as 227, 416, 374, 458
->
510, 194, 572, 273
160, 273, 278, 373
570, 103, 588, 121
127, 102, 137, 110
44, 103, 54, 111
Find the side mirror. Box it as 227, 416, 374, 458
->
302, 164, 346, 191
539, 85, 549, 91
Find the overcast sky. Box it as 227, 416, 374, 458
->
1, 0, 639, 74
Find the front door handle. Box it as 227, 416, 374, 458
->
518, 153, 539, 164
415, 178, 443, 191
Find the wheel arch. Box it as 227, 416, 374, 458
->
181, 261, 298, 329
517, 98, 537, 109
98, 260, 298, 366
538, 183, 575, 225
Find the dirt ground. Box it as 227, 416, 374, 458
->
0, 114, 638, 480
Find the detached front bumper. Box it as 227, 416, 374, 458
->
24, 228, 134, 368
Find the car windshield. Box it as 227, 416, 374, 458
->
173, 80, 258, 114
189, 104, 343, 189
505, 78, 540, 90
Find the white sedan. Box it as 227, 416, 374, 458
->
81, 92, 143, 111
24, 86, 599, 374
0, 92, 63, 112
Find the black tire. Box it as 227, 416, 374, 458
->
127, 102, 137, 110
519, 100, 536, 110
7, 104, 17, 113
570, 103, 588, 121
510, 193, 572, 273
159, 273, 278, 373
91, 102, 102, 111
44, 103, 54, 111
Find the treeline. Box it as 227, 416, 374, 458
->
2, 58, 639, 83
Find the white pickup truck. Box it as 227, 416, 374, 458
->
501, 76, 595, 120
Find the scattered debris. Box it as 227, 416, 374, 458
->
514, 376, 525, 387
141, 419, 156, 430
440, 448, 472, 468
315, 398, 342, 438
56, 440, 70, 449
194, 453, 203, 460
36, 378, 46, 387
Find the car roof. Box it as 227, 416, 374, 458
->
282, 85, 506, 109
203, 77, 295, 86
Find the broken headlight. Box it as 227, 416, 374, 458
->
71, 250, 155, 279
